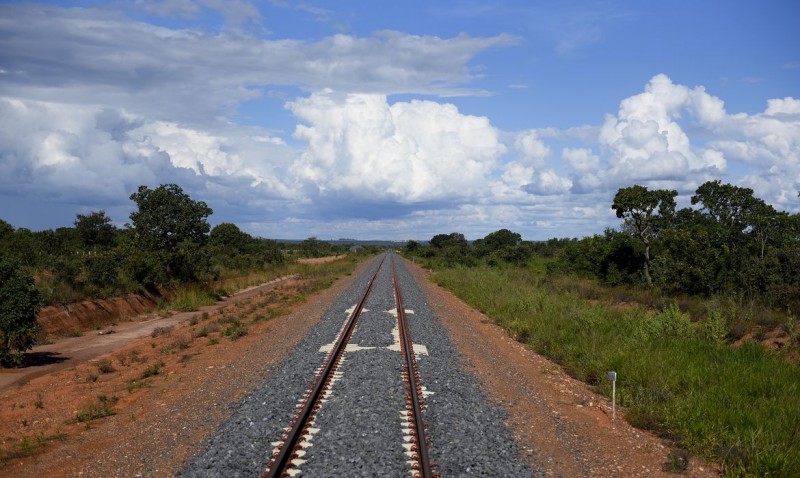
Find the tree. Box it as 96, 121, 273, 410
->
405, 240, 421, 253
473, 229, 530, 266
612, 185, 677, 287
747, 201, 786, 259
473, 229, 521, 257
691, 180, 757, 232
429, 233, 472, 266
0, 259, 42, 366
75, 210, 117, 249
209, 223, 255, 270
0, 219, 12, 240
128, 184, 213, 284
430, 232, 467, 249
299, 237, 327, 258
210, 223, 252, 255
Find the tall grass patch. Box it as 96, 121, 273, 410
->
433, 266, 800, 477
161, 285, 218, 311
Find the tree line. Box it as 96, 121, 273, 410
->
560, 180, 800, 310
0, 184, 349, 365
1, 184, 287, 304
405, 179, 800, 313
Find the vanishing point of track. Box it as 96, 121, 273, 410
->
263, 255, 436, 478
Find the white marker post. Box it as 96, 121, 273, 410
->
607, 371, 617, 421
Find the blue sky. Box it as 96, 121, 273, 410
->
0, 0, 798, 240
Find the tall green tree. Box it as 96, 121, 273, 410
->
0, 219, 12, 240
210, 223, 252, 254
612, 185, 677, 287
209, 223, 255, 270
429, 232, 472, 266
75, 210, 117, 249
430, 232, 468, 249
127, 184, 213, 285
299, 237, 327, 258
473, 229, 530, 266
0, 259, 42, 366
691, 180, 757, 231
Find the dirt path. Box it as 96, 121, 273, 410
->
0, 275, 295, 392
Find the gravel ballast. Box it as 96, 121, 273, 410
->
182, 254, 533, 477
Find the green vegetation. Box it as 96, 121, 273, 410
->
73, 395, 117, 423
560, 181, 800, 310
95, 359, 115, 374
160, 285, 218, 312
0, 431, 66, 464
0, 258, 42, 366
402, 179, 800, 476
433, 264, 799, 476
139, 360, 165, 379
222, 319, 248, 340
0, 182, 368, 331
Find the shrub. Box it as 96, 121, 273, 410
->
0, 259, 42, 366
698, 308, 728, 344
73, 396, 116, 423
635, 303, 693, 340
95, 359, 115, 374
139, 360, 164, 379
151, 326, 173, 338
222, 320, 247, 340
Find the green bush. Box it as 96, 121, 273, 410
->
635, 303, 693, 340
0, 259, 42, 366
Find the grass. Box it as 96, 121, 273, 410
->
151, 326, 173, 338
0, 431, 66, 464
152, 253, 358, 316
126, 378, 151, 393
432, 264, 800, 477
222, 320, 248, 340
139, 360, 165, 379
160, 285, 218, 312
73, 396, 117, 423
95, 359, 115, 374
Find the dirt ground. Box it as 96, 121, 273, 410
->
0, 257, 719, 476
0, 276, 296, 393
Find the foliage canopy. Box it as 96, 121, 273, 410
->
0, 258, 42, 366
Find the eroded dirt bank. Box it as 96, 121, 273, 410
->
36, 293, 160, 341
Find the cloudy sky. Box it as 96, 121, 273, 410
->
0, 1, 798, 240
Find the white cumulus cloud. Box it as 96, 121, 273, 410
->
514, 130, 552, 167
287, 92, 506, 206
598, 74, 728, 185
0, 97, 297, 222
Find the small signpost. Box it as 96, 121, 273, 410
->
607, 371, 617, 421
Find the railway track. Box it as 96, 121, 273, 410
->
183, 253, 531, 477
263, 255, 436, 478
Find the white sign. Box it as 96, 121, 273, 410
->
607, 371, 617, 421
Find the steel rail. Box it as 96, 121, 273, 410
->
263, 255, 385, 478
391, 256, 434, 478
